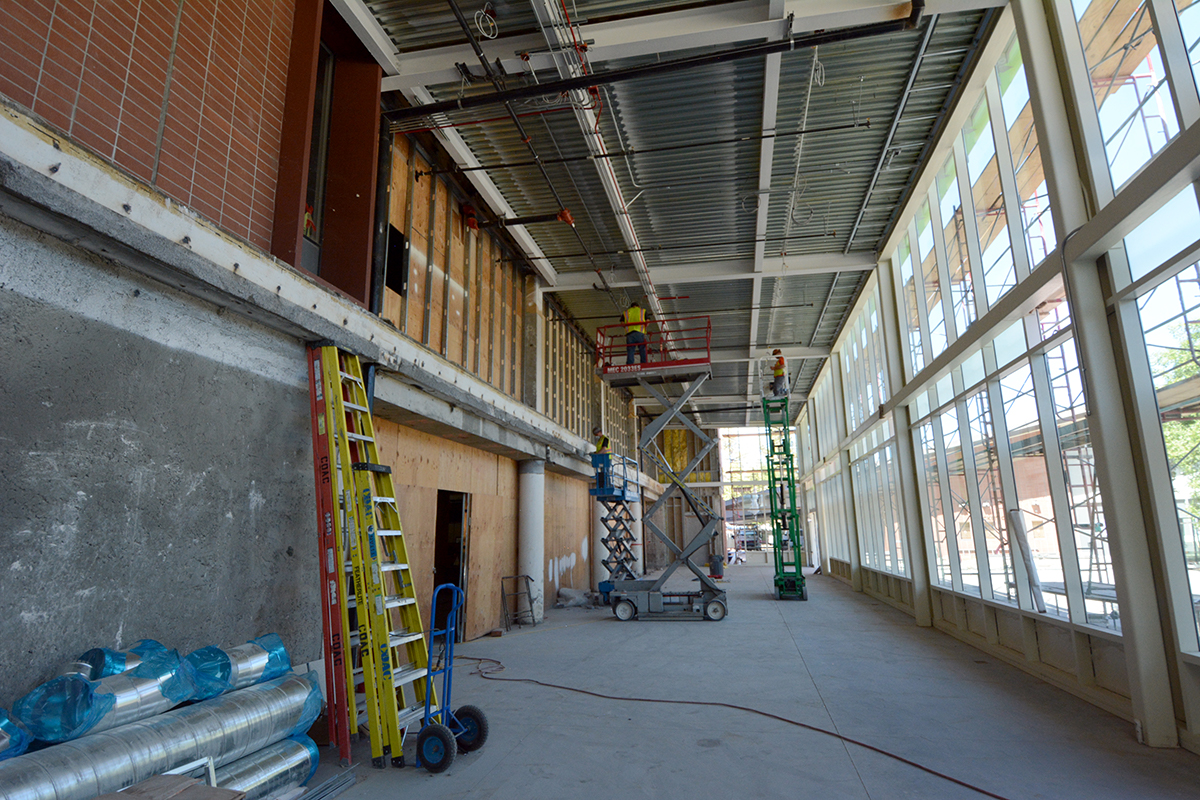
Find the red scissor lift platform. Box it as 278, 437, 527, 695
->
595, 316, 712, 387
593, 316, 725, 621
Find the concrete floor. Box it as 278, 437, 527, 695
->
313, 564, 1200, 799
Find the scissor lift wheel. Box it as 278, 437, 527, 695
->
704, 600, 727, 621
614, 598, 637, 621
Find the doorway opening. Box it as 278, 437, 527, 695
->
433, 490, 470, 641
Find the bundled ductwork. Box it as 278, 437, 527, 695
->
76, 640, 168, 681
14, 648, 193, 742
184, 634, 291, 701
215, 735, 319, 800
0, 710, 30, 761
0, 673, 322, 800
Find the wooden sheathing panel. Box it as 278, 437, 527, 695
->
511, 269, 522, 397
477, 235, 493, 381
544, 472, 592, 596
407, 160, 433, 339
374, 418, 518, 642
382, 137, 412, 331
427, 179, 450, 353
464, 230, 477, 370
496, 259, 508, 392
447, 203, 466, 364
489, 248, 502, 386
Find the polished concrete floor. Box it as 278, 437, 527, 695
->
314, 564, 1200, 799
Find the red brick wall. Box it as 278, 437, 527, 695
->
0, 1, 294, 251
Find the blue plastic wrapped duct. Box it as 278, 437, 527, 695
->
0, 673, 324, 800
0, 709, 31, 760
77, 639, 168, 681
15, 647, 194, 742
184, 633, 293, 701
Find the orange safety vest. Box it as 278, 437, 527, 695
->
773, 356, 786, 377
623, 306, 645, 334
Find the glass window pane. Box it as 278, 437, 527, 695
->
1000, 363, 1070, 618
1124, 186, 1200, 281
1073, 0, 1180, 189
965, 96, 1016, 306
1173, 1, 1200, 102
938, 156, 977, 335
919, 423, 953, 586
943, 406, 981, 595
1036, 286, 1072, 340
1047, 338, 1121, 629
996, 36, 1057, 267
917, 201, 948, 358
966, 390, 1017, 603
993, 319, 1028, 367
1138, 262, 1200, 640
902, 232, 926, 376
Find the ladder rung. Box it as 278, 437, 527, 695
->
377, 528, 403, 536
392, 666, 428, 688
346, 432, 374, 443
384, 595, 416, 610
344, 401, 369, 413
339, 371, 363, 384
375, 498, 397, 506
345, 559, 406, 573
397, 703, 435, 729
388, 630, 424, 648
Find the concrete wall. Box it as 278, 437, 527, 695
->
0, 214, 319, 709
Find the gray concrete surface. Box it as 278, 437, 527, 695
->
0, 215, 320, 706
315, 564, 1200, 799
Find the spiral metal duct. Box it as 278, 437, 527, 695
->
0, 673, 322, 800
0, 710, 31, 761
215, 736, 319, 800
77, 640, 167, 681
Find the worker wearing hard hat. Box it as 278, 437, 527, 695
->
623, 301, 648, 365
772, 349, 788, 397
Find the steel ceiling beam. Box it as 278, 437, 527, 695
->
548, 254, 875, 292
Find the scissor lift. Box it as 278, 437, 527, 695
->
591, 451, 640, 581
596, 317, 726, 621
762, 395, 807, 601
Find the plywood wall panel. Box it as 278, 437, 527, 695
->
428, 263, 444, 353
406, 242, 427, 338
543, 472, 591, 597
433, 180, 450, 260
389, 137, 410, 231
382, 287, 403, 331
411, 165, 432, 239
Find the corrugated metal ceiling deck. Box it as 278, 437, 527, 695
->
367, 1, 997, 425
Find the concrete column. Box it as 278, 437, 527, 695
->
630, 499, 644, 576
518, 459, 546, 622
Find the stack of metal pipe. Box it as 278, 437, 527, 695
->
0, 672, 323, 800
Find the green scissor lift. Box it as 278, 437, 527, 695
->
762, 396, 807, 600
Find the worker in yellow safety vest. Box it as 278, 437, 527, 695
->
593, 426, 611, 454
623, 301, 648, 365
772, 349, 787, 397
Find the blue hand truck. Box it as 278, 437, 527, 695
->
414, 583, 490, 773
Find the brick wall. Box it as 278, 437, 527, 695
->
0, 0, 294, 251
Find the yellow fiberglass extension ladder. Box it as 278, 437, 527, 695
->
307, 343, 435, 769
